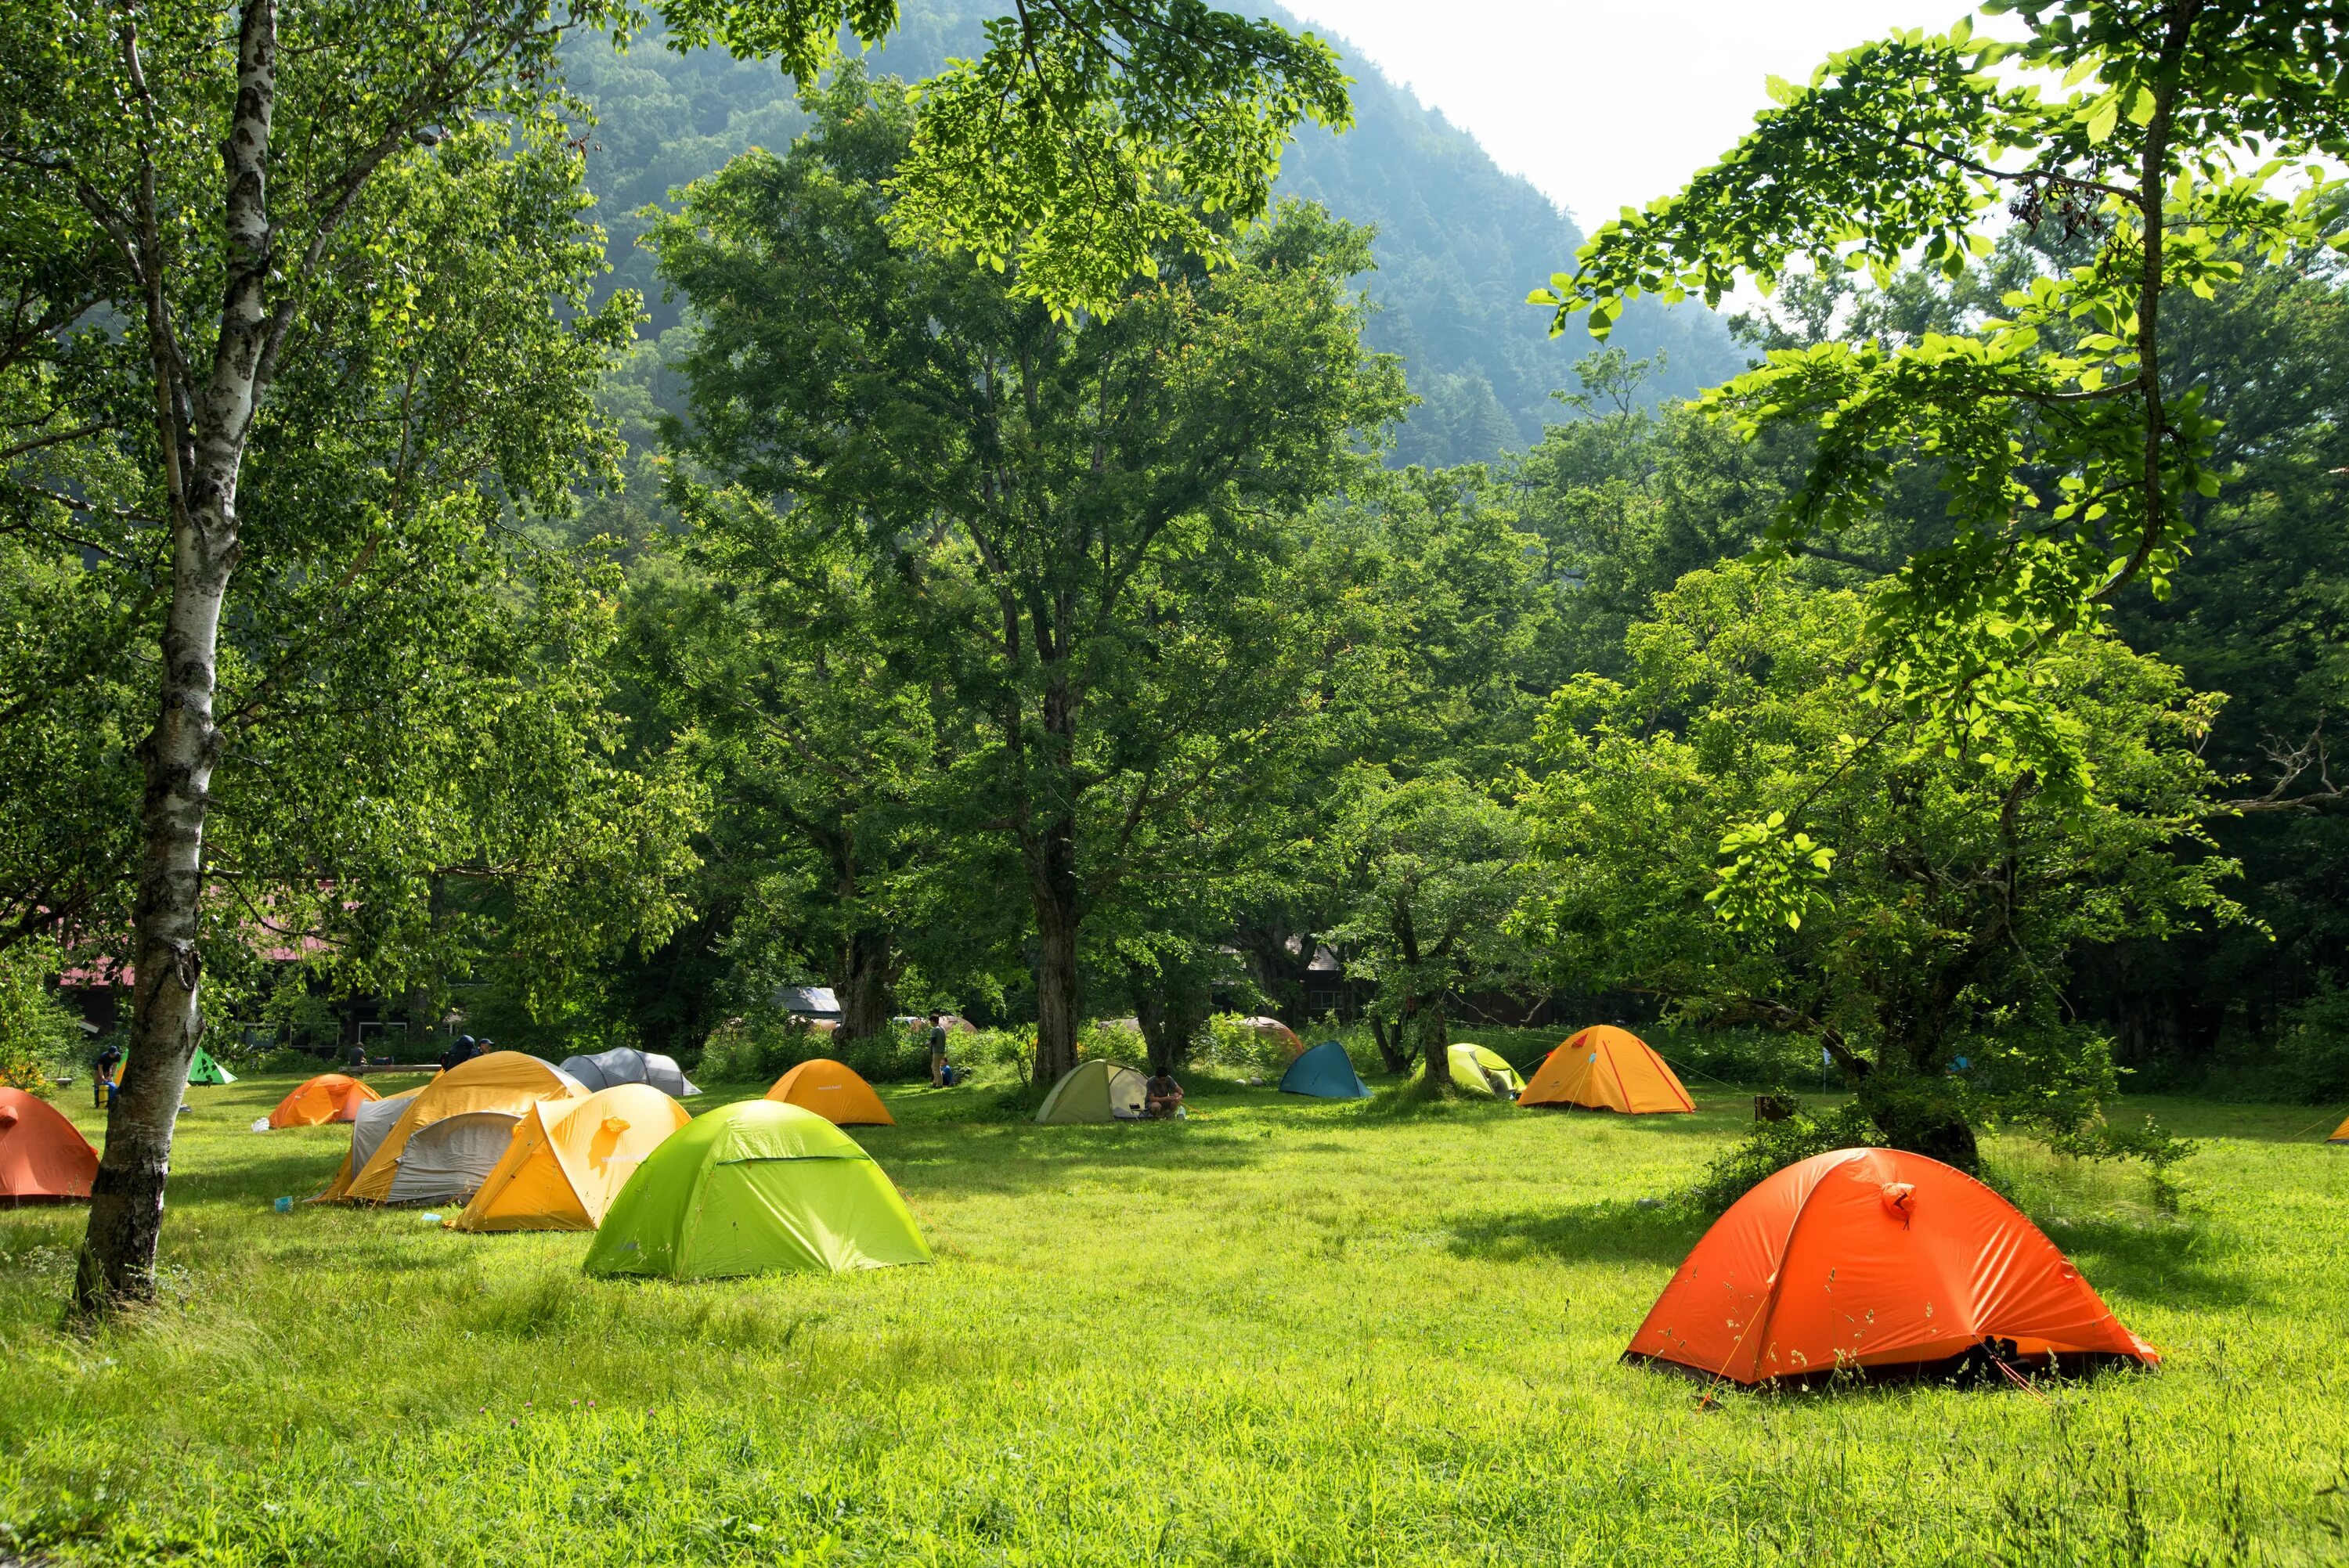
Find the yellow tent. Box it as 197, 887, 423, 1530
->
1446, 1042, 1525, 1098
1520, 1025, 1694, 1114
317, 1051, 583, 1204
766, 1058, 894, 1126
448, 1083, 690, 1231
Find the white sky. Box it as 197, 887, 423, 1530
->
1281, 0, 1976, 228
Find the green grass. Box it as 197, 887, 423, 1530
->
4, 1072, 2347, 1565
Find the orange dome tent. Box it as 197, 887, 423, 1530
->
1625, 1147, 2158, 1385
1521, 1026, 1694, 1114
449, 1083, 691, 1232
316, 1051, 583, 1204
268, 1072, 381, 1128
1239, 1016, 1304, 1057
765, 1058, 893, 1126
2329, 1112, 2349, 1144
0, 1088, 99, 1201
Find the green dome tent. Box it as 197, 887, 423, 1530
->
1279, 1040, 1373, 1100
186, 1047, 237, 1086
1446, 1042, 1523, 1098
1034, 1058, 1147, 1123
583, 1100, 931, 1280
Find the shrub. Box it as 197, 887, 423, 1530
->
969, 1027, 1038, 1088
1195, 1013, 1290, 1076
1687, 1101, 1880, 1214
0, 943, 85, 1096
699, 1012, 936, 1087
2276, 982, 2349, 1101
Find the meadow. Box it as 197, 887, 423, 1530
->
3, 1069, 2347, 1566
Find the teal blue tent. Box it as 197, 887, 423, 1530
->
1279, 1040, 1372, 1100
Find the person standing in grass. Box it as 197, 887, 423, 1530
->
927, 1014, 948, 1087
93, 1038, 123, 1110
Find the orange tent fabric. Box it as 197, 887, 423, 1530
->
1520, 1026, 1694, 1114
449, 1083, 691, 1232
1625, 1147, 2158, 1384
317, 1051, 583, 1203
2329, 1112, 2349, 1144
765, 1059, 894, 1126
1239, 1016, 1304, 1057
0, 1087, 99, 1200
268, 1073, 381, 1128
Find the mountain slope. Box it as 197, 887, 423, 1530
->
565, 6, 1741, 467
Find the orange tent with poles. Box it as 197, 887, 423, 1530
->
766, 1059, 893, 1126
316, 1051, 583, 1204
2327, 1111, 2349, 1144
1624, 1147, 2158, 1385
268, 1073, 381, 1128
0, 1088, 98, 1201
1520, 1026, 1694, 1113
448, 1083, 691, 1232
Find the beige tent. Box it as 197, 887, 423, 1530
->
1035, 1059, 1147, 1123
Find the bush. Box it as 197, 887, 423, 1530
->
1195, 1013, 1291, 1076
698, 1012, 933, 1086
1687, 1101, 1880, 1214
0, 944, 85, 1096
970, 1026, 1038, 1087
2276, 982, 2349, 1101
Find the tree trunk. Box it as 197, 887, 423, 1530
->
1131, 965, 1209, 1076
1367, 1014, 1410, 1075
77, 0, 277, 1314
834, 927, 896, 1042
1031, 841, 1081, 1087
1415, 999, 1453, 1096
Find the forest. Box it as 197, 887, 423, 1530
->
2, 0, 2349, 1560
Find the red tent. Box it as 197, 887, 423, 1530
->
0, 1087, 99, 1201
1626, 1146, 2157, 1384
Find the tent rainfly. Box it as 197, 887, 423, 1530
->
1034, 1059, 1149, 1123
766, 1059, 894, 1126
1625, 1147, 2159, 1384
186, 1046, 236, 1085
559, 1047, 701, 1098
268, 1073, 381, 1128
0, 1087, 99, 1201
449, 1083, 691, 1232
583, 1099, 931, 1279
1279, 1040, 1373, 1100
1519, 1026, 1694, 1114
316, 1051, 583, 1204
1238, 1016, 1304, 1057
1445, 1043, 1525, 1098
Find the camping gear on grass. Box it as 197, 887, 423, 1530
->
316, 1051, 583, 1204
268, 1072, 381, 1128
449, 1083, 691, 1232
186, 1046, 236, 1085
558, 1047, 700, 1098
0, 1087, 99, 1201
1520, 1026, 1694, 1114
766, 1058, 894, 1126
1445, 1043, 1525, 1098
1279, 1040, 1373, 1101
583, 1099, 931, 1280
1626, 1146, 2159, 1385
1034, 1059, 1148, 1123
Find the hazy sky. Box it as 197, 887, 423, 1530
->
1281, 0, 1965, 228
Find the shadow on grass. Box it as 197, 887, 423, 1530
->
168, 1147, 352, 1206
1443, 1201, 1704, 1269
861, 1122, 1276, 1195
2037, 1213, 2257, 1310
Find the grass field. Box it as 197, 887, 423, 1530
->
4, 1069, 2347, 1566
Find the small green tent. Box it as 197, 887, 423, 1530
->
583, 1100, 931, 1280
1034, 1058, 1147, 1123
1446, 1042, 1522, 1098
186, 1047, 237, 1086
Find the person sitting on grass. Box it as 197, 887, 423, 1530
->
1145, 1068, 1185, 1120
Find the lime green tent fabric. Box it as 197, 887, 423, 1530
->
1034, 1058, 1147, 1123
1446, 1043, 1523, 1098
186, 1047, 237, 1086
583, 1100, 931, 1280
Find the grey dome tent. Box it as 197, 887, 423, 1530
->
559, 1047, 700, 1098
